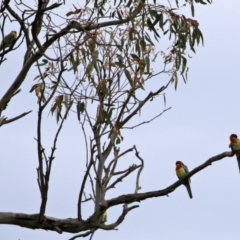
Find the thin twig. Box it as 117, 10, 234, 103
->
0, 110, 32, 127
123, 107, 172, 129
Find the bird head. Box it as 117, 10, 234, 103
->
11, 31, 17, 39
176, 161, 183, 166
230, 134, 238, 143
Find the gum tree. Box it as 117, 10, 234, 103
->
0, 0, 226, 239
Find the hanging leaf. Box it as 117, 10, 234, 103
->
124, 69, 133, 87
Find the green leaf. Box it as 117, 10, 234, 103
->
129, 28, 133, 41
88, 40, 96, 52
126, 0, 132, 7
138, 78, 145, 90
163, 29, 169, 35
121, 37, 124, 49
181, 56, 187, 74
175, 53, 181, 70
131, 54, 140, 61
35, 59, 48, 67
117, 10, 123, 20
66, 11, 73, 16
76, 101, 85, 121
86, 62, 94, 75
115, 61, 126, 68
152, 51, 159, 62
145, 33, 155, 46
92, 50, 99, 64
149, 9, 158, 19
116, 138, 121, 144
64, 95, 69, 108
191, 4, 195, 17
197, 29, 204, 45
55, 106, 62, 123
199, 0, 207, 4
145, 56, 150, 72
124, 69, 133, 87
65, 101, 73, 119
140, 38, 146, 52
147, 18, 153, 28
158, 14, 164, 30
114, 39, 122, 51
174, 75, 178, 90
111, 11, 115, 18
146, 18, 160, 37
135, 40, 140, 56
163, 93, 166, 107
175, 0, 179, 7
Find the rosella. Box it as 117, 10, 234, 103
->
0, 31, 17, 51
176, 161, 193, 199
229, 134, 240, 173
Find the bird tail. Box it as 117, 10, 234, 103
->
89, 230, 95, 240
184, 180, 193, 199
236, 154, 240, 173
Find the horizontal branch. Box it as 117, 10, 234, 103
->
104, 151, 234, 207
0, 110, 32, 127
0, 212, 81, 233
0, 151, 233, 234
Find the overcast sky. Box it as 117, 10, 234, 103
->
1, 0, 240, 240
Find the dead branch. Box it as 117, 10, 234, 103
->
123, 107, 172, 129
133, 146, 144, 194
105, 151, 234, 207
0, 110, 32, 127
106, 165, 140, 190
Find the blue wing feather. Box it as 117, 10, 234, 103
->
183, 164, 189, 173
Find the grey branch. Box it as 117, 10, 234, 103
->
0, 110, 32, 127
105, 151, 234, 207
0, 151, 235, 234
134, 146, 144, 194
123, 107, 172, 129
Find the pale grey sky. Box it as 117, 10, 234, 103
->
1, 1, 240, 240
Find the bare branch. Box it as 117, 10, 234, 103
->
78, 147, 95, 220
38, 100, 72, 221
106, 147, 135, 173
0, 110, 32, 127
117, 80, 172, 128
105, 151, 234, 208
123, 107, 172, 129
107, 165, 140, 191
133, 146, 144, 194
69, 230, 92, 240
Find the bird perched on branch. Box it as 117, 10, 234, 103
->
175, 161, 193, 199
101, 211, 107, 223
0, 31, 17, 51
229, 134, 240, 173
89, 211, 107, 240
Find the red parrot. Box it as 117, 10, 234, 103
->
175, 161, 193, 199
229, 134, 240, 173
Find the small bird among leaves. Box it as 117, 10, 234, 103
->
0, 31, 17, 51
229, 134, 240, 173
175, 161, 193, 199
101, 211, 107, 223
89, 211, 107, 240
